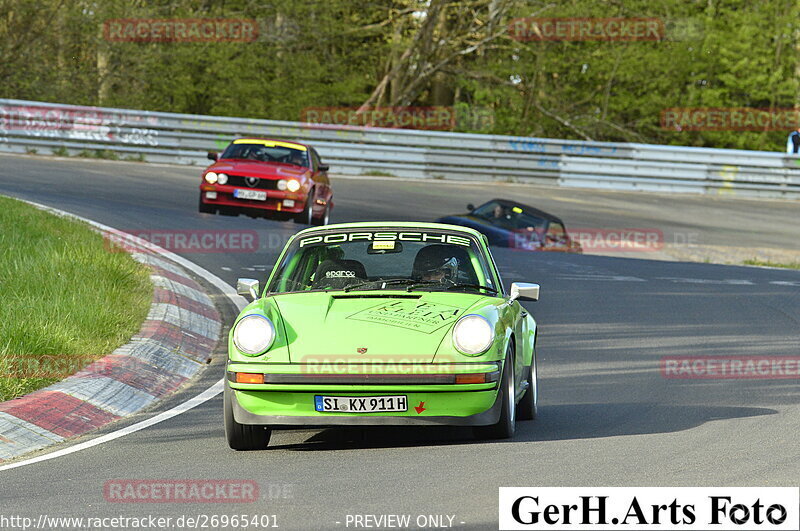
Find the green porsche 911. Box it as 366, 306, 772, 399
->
225, 222, 540, 449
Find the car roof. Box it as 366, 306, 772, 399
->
479, 198, 564, 224
294, 221, 488, 241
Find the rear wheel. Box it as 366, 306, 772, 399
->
518, 351, 538, 421
198, 193, 214, 214
224, 385, 271, 450
475, 344, 516, 440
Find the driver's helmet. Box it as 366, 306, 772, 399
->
248, 147, 266, 161
412, 245, 461, 281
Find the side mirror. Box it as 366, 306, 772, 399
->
207, 152, 218, 161
509, 282, 539, 302
318, 164, 329, 172
237, 278, 260, 300
467, 203, 475, 211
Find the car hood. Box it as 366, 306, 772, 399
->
210, 161, 308, 180
270, 291, 485, 363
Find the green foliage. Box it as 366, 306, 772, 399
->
743, 259, 800, 269
1, 0, 798, 150
0, 196, 152, 401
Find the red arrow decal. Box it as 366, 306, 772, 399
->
414, 401, 426, 414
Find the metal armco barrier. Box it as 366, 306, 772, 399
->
1, 98, 798, 199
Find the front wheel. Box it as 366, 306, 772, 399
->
224, 385, 271, 450
198, 193, 214, 214
312, 203, 330, 226
474, 345, 516, 440
294, 194, 314, 224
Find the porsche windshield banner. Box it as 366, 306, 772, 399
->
298, 231, 472, 248
499, 488, 798, 530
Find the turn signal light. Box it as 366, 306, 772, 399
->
455, 373, 487, 384
235, 372, 265, 384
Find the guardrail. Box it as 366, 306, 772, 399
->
1, 98, 798, 199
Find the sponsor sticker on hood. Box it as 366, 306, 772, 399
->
347, 300, 462, 333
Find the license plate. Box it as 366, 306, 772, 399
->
314, 395, 408, 413
233, 189, 267, 201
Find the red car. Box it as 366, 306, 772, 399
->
198, 138, 333, 225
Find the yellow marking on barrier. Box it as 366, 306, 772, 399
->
717, 165, 738, 195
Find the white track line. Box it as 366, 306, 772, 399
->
0, 200, 247, 472
0, 380, 223, 472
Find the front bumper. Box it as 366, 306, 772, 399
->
199, 184, 306, 213
226, 361, 502, 427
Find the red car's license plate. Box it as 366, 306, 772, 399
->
233, 189, 267, 201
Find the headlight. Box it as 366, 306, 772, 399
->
286, 179, 301, 192
216, 173, 228, 185
232, 315, 275, 356
276, 179, 287, 191
452, 314, 494, 355
204, 171, 218, 184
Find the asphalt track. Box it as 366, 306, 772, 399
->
0, 154, 798, 530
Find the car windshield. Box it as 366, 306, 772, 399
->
473, 201, 547, 231
221, 141, 309, 167
267, 229, 499, 295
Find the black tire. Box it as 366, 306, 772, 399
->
224, 385, 271, 450
294, 194, 314, 225
312, 204, 330, 226
518, 351, 538, 421
475, 345, 517, 440
198, 193, 214, 214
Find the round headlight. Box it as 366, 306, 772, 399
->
276, 179, 288, 191
286, 179, 301, 192
452, 314, 494, 355
233, 315, 275, 356
216, 173, 228, 185
204, 171, 218, 184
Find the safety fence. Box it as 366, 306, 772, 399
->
1, 99, 798, 199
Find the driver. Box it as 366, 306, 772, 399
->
248, 146, 268, 161
288, 151, 307, 167
417, 255, 460, 282
491, 204, 507, 220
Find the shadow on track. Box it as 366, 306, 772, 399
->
261, 402, 775, 451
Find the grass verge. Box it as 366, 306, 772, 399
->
742, 259, 800, 270
0, 196, 152, 401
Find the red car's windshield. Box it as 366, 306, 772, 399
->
220, 142, 309, 168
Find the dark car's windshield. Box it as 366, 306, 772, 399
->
267, 229, 498, 295
221, 140, 309, 167
472, 200, 547, 231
